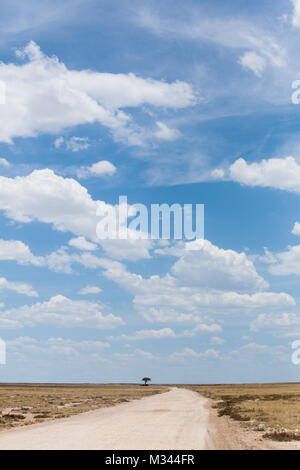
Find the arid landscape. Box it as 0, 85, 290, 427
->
1, 383, 300, 449
186, 383, 300, 440
0, 383, 165, 431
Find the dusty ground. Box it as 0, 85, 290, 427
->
1, 383, 300, 449
184, 383, 300, 449
0, 383, 165, 431
0, 388, 213, 450
207, 402, 300, 450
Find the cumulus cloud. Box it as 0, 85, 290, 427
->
45, 243, 153, 270
107, 323, 221, 341
0, 158, 10, 168
0, 169, 103, 235
0, 235, 294, 321
7, 337, 110, 363
292, 222, 300, 235
229, 157, 300, 193
255, 242, 300, 277
68, 237, 97, 251
267, 244, 300, 275
0, 41, 195, 145
55, 136, 91, 152
0, 277, 38, 297
153, 121, 180, 141
170, 239, 268, 293
169, 347, 220, 361
250, 312, 300, 336
76, 160, 117, 179
99, 238, 153, 262
226, 342, 288, 363
210, 336, 225, 345
79, 286, 102, 295
0, 170, 153, 261
98, 241, 294, 323
0, 239, 151, 274
211, 168, 225, 180
137, 8, 286, 73
0, 295, 124, 329
238, 51, 266, 77
0, 239, 44, 266
291, 0, 300, 27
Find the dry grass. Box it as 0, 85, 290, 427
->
0, 383, 166, 431
183, 383, 300, 440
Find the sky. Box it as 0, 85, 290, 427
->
1, 0, 300, 383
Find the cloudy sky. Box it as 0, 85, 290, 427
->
1, 0, 300, 383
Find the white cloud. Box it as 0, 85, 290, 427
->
0, 41, 195, 145
250, 312, 300, 339
134, 348, 156, 359
291, 0, 300, 27
226, 342, 288, 363
79, 285, 102, 295
44, 247, 74, 274
99, 238, 153, 262
76, 160, 117, 179
229, 157, 300, 193
107, 323, 221, 341
169, 347, 220, 361
238, 51, 266, 77
0, 277, 38, 297
0, 239, 151, 274
0, 236, 293, 322
210, 336, 225, 345
0, 170, 153, 261
292, 222, 300, 235
0, 169, 103, 235
170, 239, 268, 293
131, 328, 177, 339
132, 292, 295, 324
241, 336, 252, 341
55, 136, 91, 152
211, 168, 225, 180
257, 243, 300, 277
7, 336, 110, 362
98, 241, 294, 324
137, 8, 286, 72
0, 158, 10, 168
153, 121, 180, 141
253, 247, 277, 265
250, 312, 300, 333
46, 337, 110, 352
0, 295, 124, 329
267, 244, 300, 275
0, 239, 44, 266
68, 237, 97, 251
54, 136, 64, 149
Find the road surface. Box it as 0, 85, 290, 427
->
0, 388, 214, 450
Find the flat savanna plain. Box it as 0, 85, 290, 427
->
0, 383, 166, 431
183, 383, 300, 442
2, 383, 300, 444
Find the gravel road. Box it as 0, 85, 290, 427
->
0, 388, 214, 450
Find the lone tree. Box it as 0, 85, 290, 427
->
142, 377, 151, 386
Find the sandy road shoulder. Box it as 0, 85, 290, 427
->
205, 396, 300, 450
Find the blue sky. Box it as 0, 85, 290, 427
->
1, 0, 300, 383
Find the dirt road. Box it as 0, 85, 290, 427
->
0, 388, 214, 450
